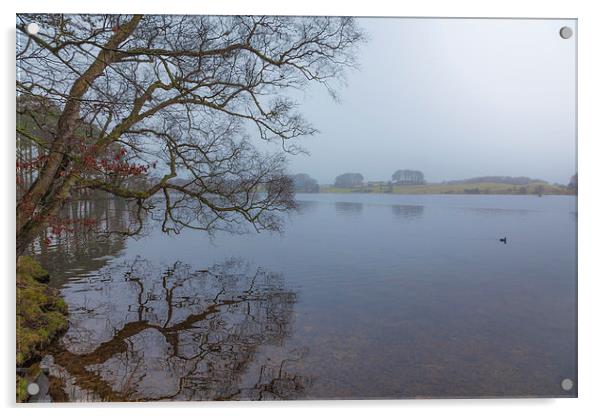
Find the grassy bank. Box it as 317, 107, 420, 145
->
16, 257, 68, 402
320, 181, 574, 195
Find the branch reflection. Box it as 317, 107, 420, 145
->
48, 258, 310, 401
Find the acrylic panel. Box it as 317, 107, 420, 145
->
16, 14, 577, 402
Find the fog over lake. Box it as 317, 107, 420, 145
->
18, 15, 577, 401
40, 193, 577, 399
286, 18, 576, 185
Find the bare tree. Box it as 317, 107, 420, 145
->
568, 173, 577, 192
16, 14, 363, 257
334, 172, 363, 188
290, 173, 319, 193
392, 169, 425, 185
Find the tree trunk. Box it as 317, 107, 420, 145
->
16, 15, 142, 260
16, 223, 39, 258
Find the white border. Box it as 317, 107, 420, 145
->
2, 1, 601, 415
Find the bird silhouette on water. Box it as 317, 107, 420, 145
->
499, 237, 507, 244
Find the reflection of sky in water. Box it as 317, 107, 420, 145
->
42, 194, 577, 400
391, 204, 424, 220
48, 259, 308, 401
335, 201, 364, 216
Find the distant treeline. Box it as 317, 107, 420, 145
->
290, 173, 319, 193
442, 176, 546, 186
290, 171, 578, 195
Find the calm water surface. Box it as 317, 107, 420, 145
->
38, 193, 577, 400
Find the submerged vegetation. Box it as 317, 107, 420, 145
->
16, 257, 68, 402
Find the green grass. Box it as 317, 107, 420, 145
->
320, 181, 574, 195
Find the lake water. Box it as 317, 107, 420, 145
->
39, 193, 577, 400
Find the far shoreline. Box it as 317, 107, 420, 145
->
304, 182, 576, 196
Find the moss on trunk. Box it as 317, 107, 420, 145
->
16, 256, 68, 402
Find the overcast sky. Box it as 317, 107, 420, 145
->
284, 18, 576, 185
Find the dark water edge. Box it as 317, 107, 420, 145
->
32, 194, 577, 401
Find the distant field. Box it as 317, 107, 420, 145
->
319, 182, 574, 195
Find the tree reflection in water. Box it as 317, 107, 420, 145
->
334, 201, 363, 216
46, 258, 310, 401
30, 196, 135, 286
391, 204, 424, 220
